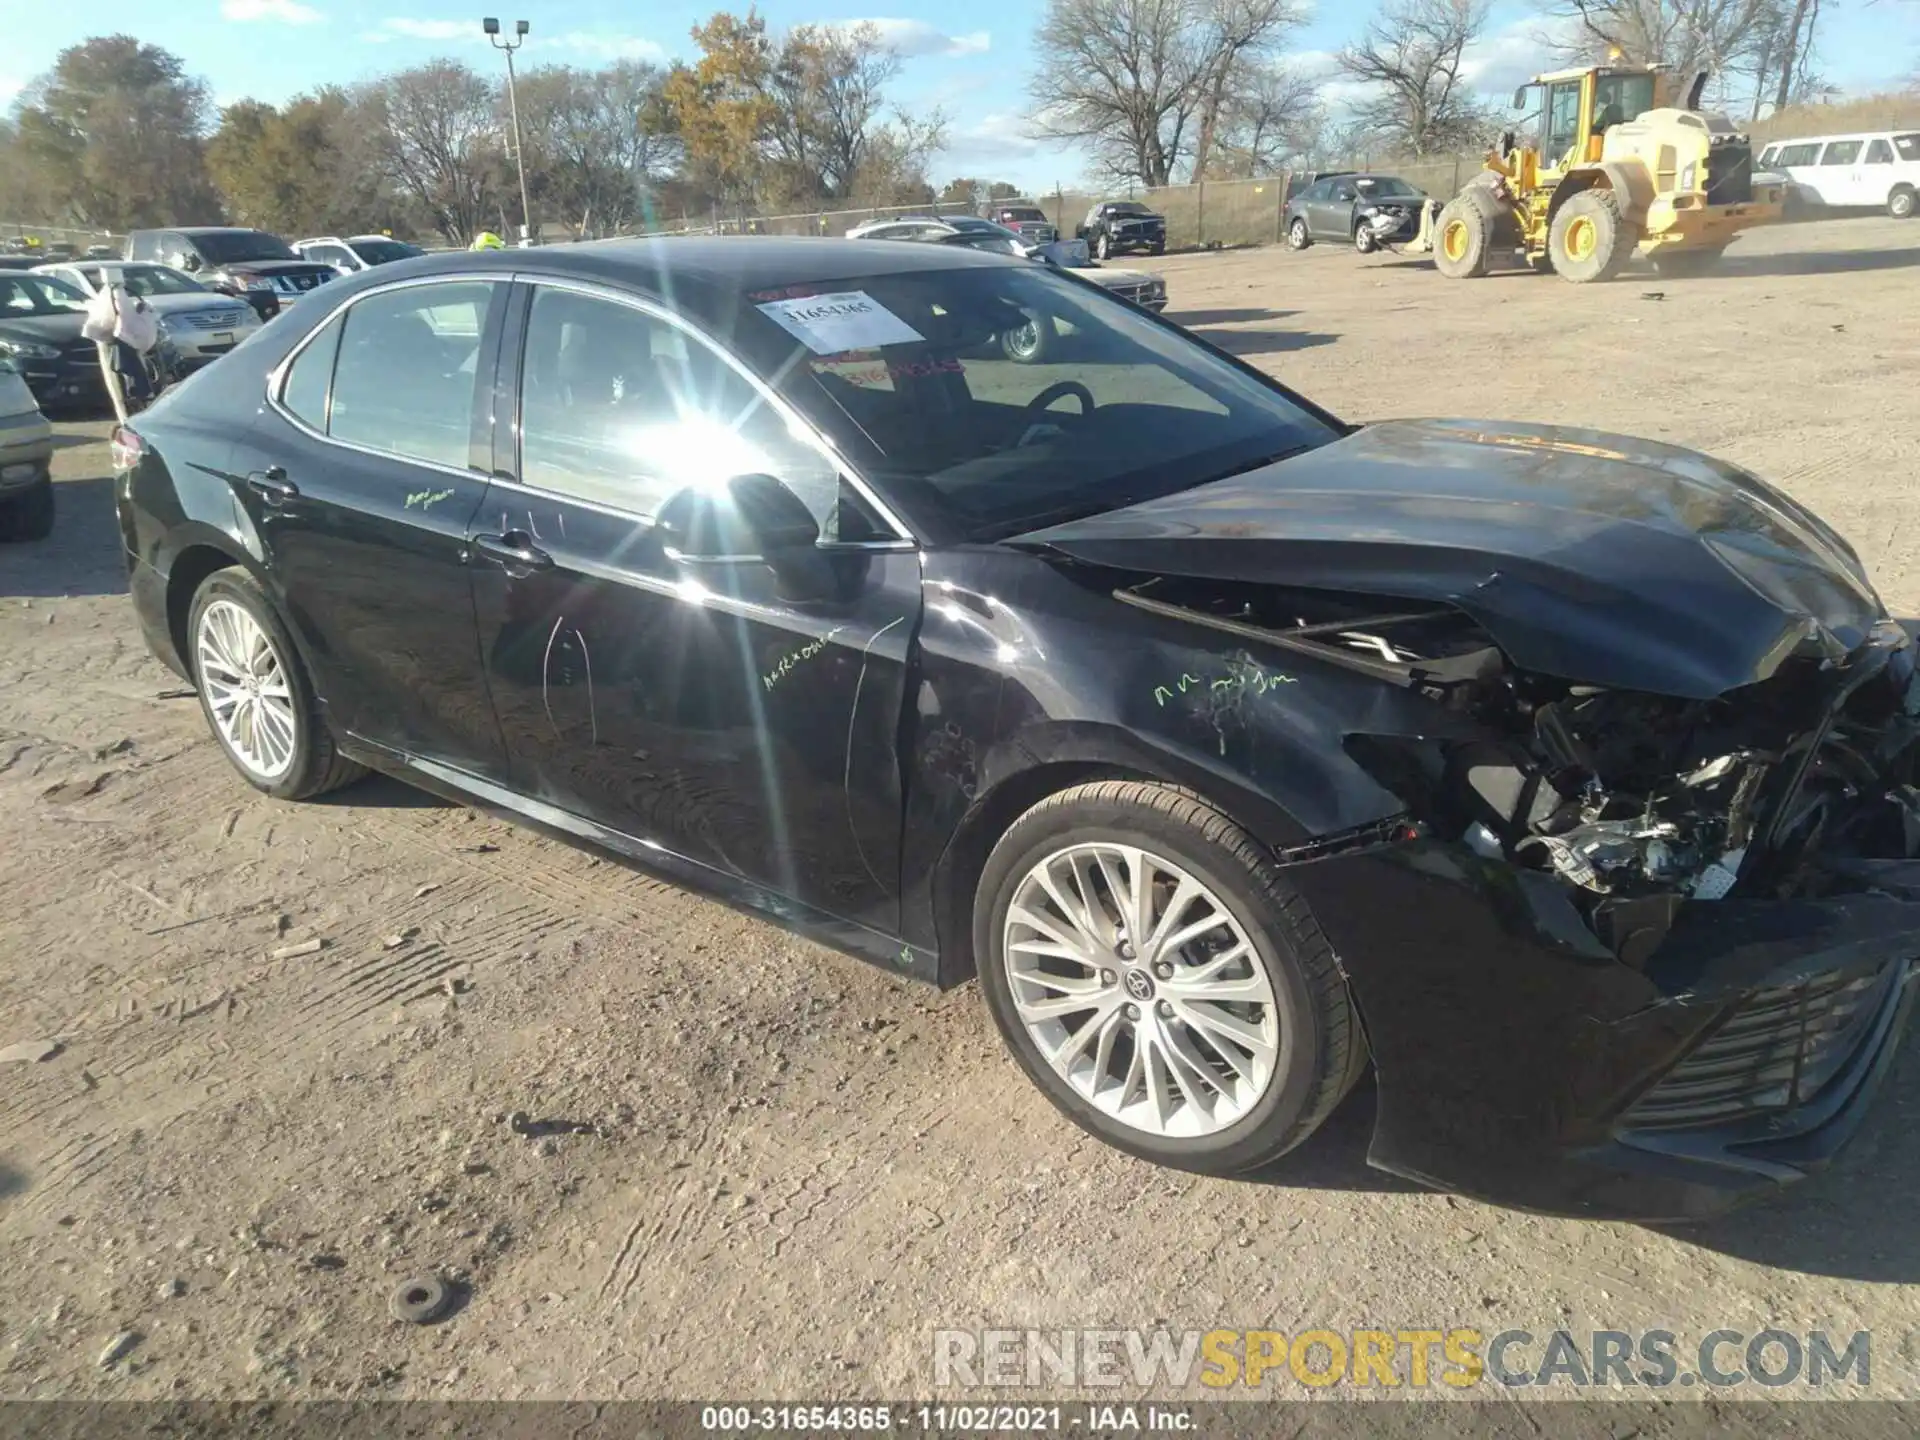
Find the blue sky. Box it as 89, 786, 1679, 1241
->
2, 0, 1913, 192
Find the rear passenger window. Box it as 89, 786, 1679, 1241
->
326, 281, 493, 468
1866, 139, 1893, 165
280, 312, 343, 430
1820, 141, 1862, 165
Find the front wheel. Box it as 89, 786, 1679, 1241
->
1548, 188, 1631, 283
1354, 224, 1378, 254
1287, 217, 1311, 250
975, 780, 1365, 1173
1095, 232, 1113, 260
187, 568, 366, 800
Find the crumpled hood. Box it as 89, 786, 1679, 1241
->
1020, 418, 1886, 699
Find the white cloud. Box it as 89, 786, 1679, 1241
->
366, 18, 473, 43
551, 32, 666, 62
837, 19, 991, 58
0, 75, 24, 107
221, 0, 323, 23
1459, 15, 1579, 101
941, 112, 1047, 165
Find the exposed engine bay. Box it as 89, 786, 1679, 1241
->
1119, 576, 1920, 965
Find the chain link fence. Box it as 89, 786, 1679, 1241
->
0, 222, 124, 257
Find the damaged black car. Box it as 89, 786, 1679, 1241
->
113, 238, 1918, 1221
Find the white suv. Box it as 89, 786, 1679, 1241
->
292, 235, 426, 274
1757, 132, 1920, 218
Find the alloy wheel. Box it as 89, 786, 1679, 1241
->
1002, 842, 1281, 1139
196, 598, 298, 781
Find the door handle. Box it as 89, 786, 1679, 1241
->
245, 466, 298, 505
472, 531, 553, 573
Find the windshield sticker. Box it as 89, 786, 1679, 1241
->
757, 291, 924, 355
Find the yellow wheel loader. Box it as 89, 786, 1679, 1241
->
1415, 62, 1786, 282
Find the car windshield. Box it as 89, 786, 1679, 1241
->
1895, 134, 1920, 161
192, 231, 297, 263
1106, 203, 1151, 216
739, 265, 1337, 544
112, 266, 207, 297
353, 239, 424, 264
0, 273, 88, 315
1357, 178, 1419, 198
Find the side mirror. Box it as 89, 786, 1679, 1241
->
1512, 86, 1528, 110
658, 473, 835, 595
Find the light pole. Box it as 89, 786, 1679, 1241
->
483, 17, 533, 246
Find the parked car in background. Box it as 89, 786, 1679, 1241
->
1756, 132, 1920, 217
0, 356, 55, 541
0, 257, 47, 272
123, 228, 340, 321
293, 234, 427, 274
1286, 173, 1430, 253
85, 245, 118, 259
845, 214, 1017, 242
35, 261, 261, 371
0, 270, 103, 410
980, 201, 1058, 246
1077, 201, 1167, 259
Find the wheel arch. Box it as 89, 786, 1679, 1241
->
159, 530, 268, 675
927, 721, 1320, 989
1548, 163, 1649, 227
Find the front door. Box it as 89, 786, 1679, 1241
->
231, 276, 511, 779
467, 281, 922, 933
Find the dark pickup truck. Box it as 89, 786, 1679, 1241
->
1077, 201, 1167, 259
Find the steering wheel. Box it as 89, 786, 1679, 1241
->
1025, 380, 1095, 419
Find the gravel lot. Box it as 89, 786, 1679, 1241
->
3, 215, 1920, 1405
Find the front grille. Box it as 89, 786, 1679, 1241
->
180, 310, 249, 330
1624, 960, 1905, 1131
1706, 141, 1754, 206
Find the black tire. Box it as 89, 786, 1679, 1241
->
1432, 188, 1499, 279
1649, 246, 1727, 277
974, 780, 1366, 1174
1548, 188, 1631, 283
0, 477, 53, 542
186, 567, 366, 801
1891, 186, 1917, 220
1095, 231, 1113, 260
1149, 241, 1165, 256
1000, 313, 1056, 364
1287, 216, 1311, 250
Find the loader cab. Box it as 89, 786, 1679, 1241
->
1513, 67, 1660, 174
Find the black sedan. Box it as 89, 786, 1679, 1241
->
112, 238, 1920, 1220
1287, 173, 1428, 253
0, 271, 104, 409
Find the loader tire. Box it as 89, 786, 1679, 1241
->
1549, 189, 1631, 283
1432, 188, 1500, 279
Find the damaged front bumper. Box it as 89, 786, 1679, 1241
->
1285, 843, 1920, 1222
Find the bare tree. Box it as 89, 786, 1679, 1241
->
1187, 0, 1309, 179
371, 61, 503, 244
766, 23, 901, 201
1029, 0, 1203, 185
1338, 0, 1494, 156
1212, 61, 1323, 174
516, 61, 678, 237
1550, 0, 1770, 77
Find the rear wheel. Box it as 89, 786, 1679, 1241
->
975, 780, 1366, 1174
1891, 186, 1917, 220
1548, 189, 1631, 283
1288, 217, 1311, 250
187, 568, 366, 801
1432, 188, 1500, 278
0, 476, 53, 542
1650, 246, 1727, 277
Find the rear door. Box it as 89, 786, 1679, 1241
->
227, 275, 512, 779
1811, 140, 1862, 204
467, 278, 923, 932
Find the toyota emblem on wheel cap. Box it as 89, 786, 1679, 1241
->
1123, 969, 1155, 1001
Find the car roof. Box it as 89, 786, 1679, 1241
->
344, 236, 1023, 308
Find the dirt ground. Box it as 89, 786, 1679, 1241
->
4, 215, 1920, 1406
